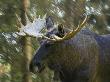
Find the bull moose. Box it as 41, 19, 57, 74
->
17, 14, 110, 82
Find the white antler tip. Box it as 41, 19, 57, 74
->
43, 13, 47, 19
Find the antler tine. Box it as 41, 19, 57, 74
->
62, 15, 88, 40
25, 13, 31, 23
43, 13, 47, 19
15, 13, 24, 28
32, 15, 36, 21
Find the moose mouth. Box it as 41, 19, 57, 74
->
29, 62, 45, 74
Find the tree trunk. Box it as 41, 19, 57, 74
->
20, 0, 32, 82
22, 37, 32, 82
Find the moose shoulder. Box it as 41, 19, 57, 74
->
29, 16, 110, 82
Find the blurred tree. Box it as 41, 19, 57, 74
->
0, 0, 20, 32
86, 0, 110, 34
19, 0, 32, 82
0, 32, 23, 82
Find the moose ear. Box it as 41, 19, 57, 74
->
57, 24, 65, 37
46, 16, 54, 31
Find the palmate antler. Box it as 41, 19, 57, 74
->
42, 15, 88, 42
16, 13, 46, 37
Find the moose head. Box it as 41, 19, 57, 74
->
29, 15, 88, 73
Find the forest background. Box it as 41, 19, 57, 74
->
0, 0, 110, 82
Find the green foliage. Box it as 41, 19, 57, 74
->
0, 0, 21, 32
0, 0, 110, 82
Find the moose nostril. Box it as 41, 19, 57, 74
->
33, 66, 39, 73
29, 62, 43, 73
29, 61, 39, 74
29, 64, 39, 74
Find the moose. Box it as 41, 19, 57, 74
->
17, 14, 110, 82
